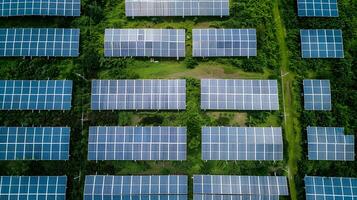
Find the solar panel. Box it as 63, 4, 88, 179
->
305, 176, 357, 200
303, 79, 331, 110
104, 29, 185, 59
0, 80, 73, 110
0, 28, 80, 57
88, 126, 187, 160
202, 127, 283, 161
307, 127, 355, 161
193, 175, 289, 200
192, 29, 257, 57
201, 79, 279, 110
0, 127, 70, 160
125, 0, 229, 17
91, 79, 186, 110
0, 0, 81, 17
300, 29, 344, 58
83, 175, 188, 200
0, 176, 67, 199
297, 0, 338, 17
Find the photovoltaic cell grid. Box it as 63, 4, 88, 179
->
0, 127, 70, 160
193, 175, 289, 200
307, 127, 355, 161
104, 29, 185, 58
192, 29, 257, 57
300, 29, 344, 58
0, 0, 81, 17
201, 79, 279, 110
125, 0, 229, 17
303, 79, 331, 110
297, 0, 338, 17
0, 176, 67, 200
83, 175, 188, 200
91, 80, 186, 110
0, 80, 73, 110
304, 176, 357, 200
0, 28, 80, 57
88, 126, 187, 161
202, 127, 283, 161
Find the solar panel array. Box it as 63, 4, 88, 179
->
0, 80, 73, 110
91, 79, 186, 110
88, 126, 187, 160
0, 28, 80, 57
104, 29, 185, 58
125, 0, 229, 17
0, 176, 67, 200
193, 175, 289, 200
303, 79, 331, 111
84, 175, 188, 200
300, 29, 344, 58
192, 29, 257, 57
201, 79, 279, 110
202, 127, 283, 161
297, 0, 339, 17
305, 176, 357, 200
0, 127, 70, 160
0, 0, 81, 17
307, 127, 355, 161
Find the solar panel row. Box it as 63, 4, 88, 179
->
303, 79, 331, 110
297, 0, 339, 17
88, 126, 186, 160
202, 127, 283, 161
193, 195, 279, 200
125, 0, 229, 17
0, 0, 81, 17
0, 80, 73, 110
0, 127, 70, 160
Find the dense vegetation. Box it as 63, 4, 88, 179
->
0, 0, 355, 199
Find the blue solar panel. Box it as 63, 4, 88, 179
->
201, 79, 279, 110
0, 28, 80, 57
88, 126, 187, 160
307, 127, 355, 161
194, 195, 279, 200
202, 127, 283, 161
0, 127, 70, 160
0, 80, 73, 110
83, 175, 188, 200
300, 29, 344, 58
104, 29, 185, 59
91, 80, 186, 110
297, 0, 338, 17
192, 29, 257, 57
0, 176, 67, 200
305, 176, 357, 200
303, 79, 331, 110
0, 0, 81, 17
125, 0, 229, 17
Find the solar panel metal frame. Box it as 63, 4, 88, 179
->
303, 79, 331, 111
0, 0, 81, 17
307, 127, 355, 161
201, 79, 279, 110
0, 80, 73, 110
297, 0, 339, 17
304, 176, 357, 200
91, 79, 186, 110
0, 176, 67, 199
0, 28, 80, 57
202, 127, 283, 161
0, 127, 70, 160
125, 0, 229, 17
104, 29, 185, 59
83, 175, 188, 200
192, 29, 257, 57
300, 29, 344, 58
88, 126, 187, 161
